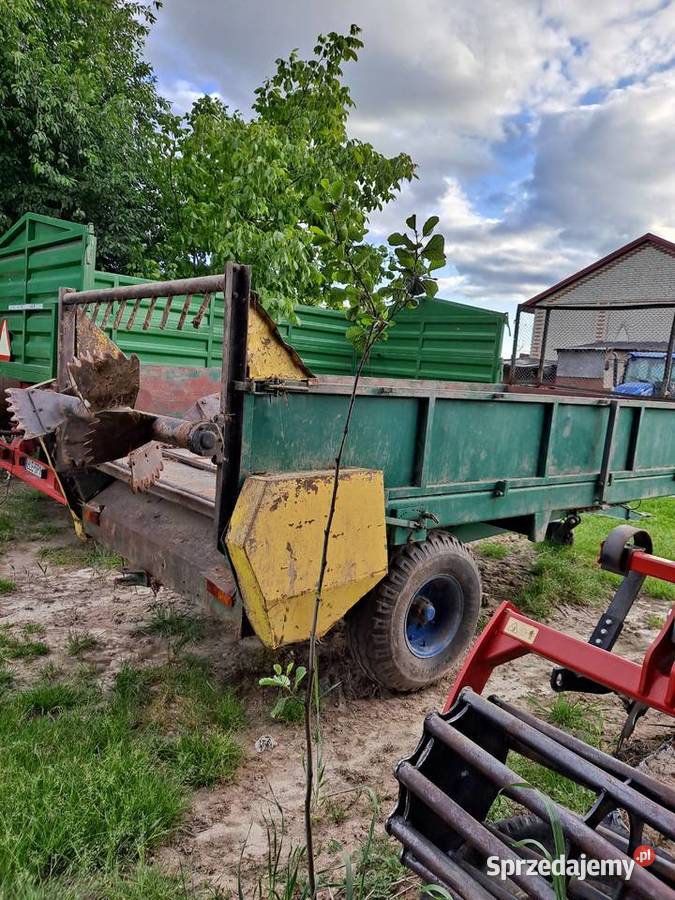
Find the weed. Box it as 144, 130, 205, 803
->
647, 613, 666, 629
39, 662, 64, 681
66, 631, 98, 657
38, 543, 123, 571
477, 541, 510, 560
0, 665, 13, 691
323, 798, 348, 826
0, 627, 49, 661
142, 606, 206, 658
259, 661, 307, 723
0, 578, 16, 594
154, 730, 243, 788
22, 623, 46, 637
540, 696, 603, 746
16, 683, 85, 718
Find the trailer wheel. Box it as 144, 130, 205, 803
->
348, 531, 481, 692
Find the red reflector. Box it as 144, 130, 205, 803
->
83, 507, 101, 526
206, 579, 234, 607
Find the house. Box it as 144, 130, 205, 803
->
555, 340, 670, 391
522, 233, 675, 363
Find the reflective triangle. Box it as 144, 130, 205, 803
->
0, 321, 10, 361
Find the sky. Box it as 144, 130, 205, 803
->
145, 0, 675, 331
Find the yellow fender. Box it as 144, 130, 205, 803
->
226, 468, 388, 647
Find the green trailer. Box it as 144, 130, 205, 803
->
5, 268, 674, 692
0, 212, 506, 387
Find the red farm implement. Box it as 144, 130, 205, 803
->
389, 525, 675, 898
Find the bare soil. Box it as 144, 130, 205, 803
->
1, 493, 673, 895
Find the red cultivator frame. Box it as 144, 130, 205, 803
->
389, 526, 675, 899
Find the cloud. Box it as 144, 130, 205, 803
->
144, 0, 675, 312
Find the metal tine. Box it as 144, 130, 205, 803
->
113, 300, 127, 331
178, 293, 193, 330
126, 297, 143, 330
100, 301, 114, 329
91, 302, 101, 324
192, 292, 212, 329
388, 816, 494, 900
463, 694, 675, 836
423, 714, 664, 897
159, 296, 173, 330
396, 761, 554, 899
492, 697, 675, 813
142, 296, 159, 330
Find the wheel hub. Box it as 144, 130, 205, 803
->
405, 574, 464, 659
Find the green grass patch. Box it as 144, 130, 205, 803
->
0, 661, 246, 894
142, 606, 206, 648
0, 488, 49, 546
0, 578, 16, 594
572, 499, 675, 601
516, 498, 675, 618
153, 730, 243, 788
0, 627, 49, 661
127, 656, 247, 733
0, 687, 185, 886
38, 543, 123, 571
8, 864, 207, 899
66, 631, 98, 657
476, 541, 510, 560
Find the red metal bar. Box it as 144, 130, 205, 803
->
443, 600, 675, 717
0, 438, 67, 505
628, 549, 675, 584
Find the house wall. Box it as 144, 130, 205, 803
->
531, 244, 675, 358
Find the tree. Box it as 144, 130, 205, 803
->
302, 186, 447, 895
0, 0, 168, 273
157, 26, 417, 317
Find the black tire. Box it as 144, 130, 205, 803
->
347, 531, 481, 692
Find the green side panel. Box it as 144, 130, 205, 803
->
243, 392, 420, 487
0, 213, 92, 382
548, 404, 609, 475
427, 400, 545, 484
277, 298, 506, 382
241, 386, 675, 542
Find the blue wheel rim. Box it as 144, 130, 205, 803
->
405, 574, 464, 659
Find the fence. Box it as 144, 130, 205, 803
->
507, 300, 675, 399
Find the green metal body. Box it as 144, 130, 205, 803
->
276, 300, 506, 382
238, 379, 675, 545
0, 213, 506, 384
0, 214, 94, 382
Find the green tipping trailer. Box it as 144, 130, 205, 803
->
0, 213, 506, 387
0, 213, 506, 384
5, 268, 674, 692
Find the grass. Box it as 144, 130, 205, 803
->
0, 487, 48, 546
515, 498, 675, 618
66, 631, 98, 657
0, 626, 49, 661
0, 659, 246, 895
488, 696, 602, 822
0, 578, 16, 594
153, 730, 243, 788
38, 543, 123, 571
476, 540, 510, 560
8, 864, 218, 899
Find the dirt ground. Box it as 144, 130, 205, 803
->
2, 494, 673, 895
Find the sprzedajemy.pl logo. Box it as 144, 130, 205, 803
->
486, 847, 654, 882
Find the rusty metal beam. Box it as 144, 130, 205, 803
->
61, 274, 226, 307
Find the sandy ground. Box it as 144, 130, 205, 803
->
1, 491, 673, 895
